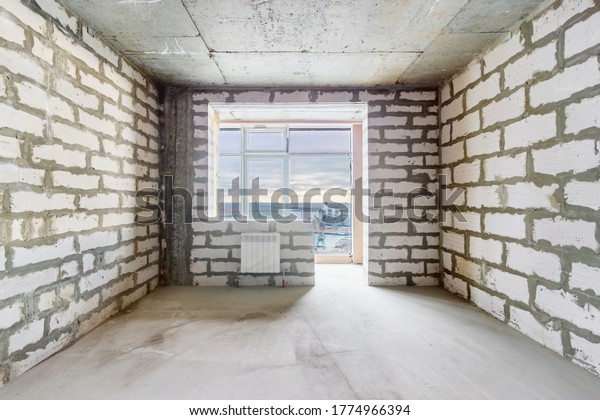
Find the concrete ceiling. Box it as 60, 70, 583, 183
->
58, 0, 547, 87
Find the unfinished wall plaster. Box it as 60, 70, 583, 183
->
0, 0, 160, 383
440, 0, 600, 376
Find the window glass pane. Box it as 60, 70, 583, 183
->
289, 129, 351, 154
220, 128, 241, 154
289, 154, 352, 256
246, 158, 284, 192
218, 155, 241, 219
246, 130, 285, 151
289, 155, 351, 194
247, 158, 285, 219
218, 155, 241, 190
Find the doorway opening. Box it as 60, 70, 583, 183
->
210, 103, 367, 265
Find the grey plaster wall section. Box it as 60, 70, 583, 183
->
439, 0, 600, 377
159, 88, 440, 287
162, 88, 194, 286
0, 0, 161, 383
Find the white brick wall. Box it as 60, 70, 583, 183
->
9, 320, 45, 354
0, 13, 26, 45
0, 47, 46, 82
471, 287, 505, 320
79, 110, 117, 137
504, 42, 556, 90
504, 113, 556, 150
0, 268, 59, 302
536, 286, 600, 336
441, 141, 465, 165
0, 247, 6, 272
570, 263, 600, 296
483, 33, 524, 73
452, 110, 480, 139
469, 236, 503, 264
52, 122, 100, 150
454, 211, 481, 232
442, 0, 600, 377
443, 274, 468, 299
79, 231, 119, 252
506, 243, 561, 283
55, 78, 100, 110
532, 0, 595, 42
0, 135, 21, 160
532, 140, 600, 175
15, 81, 75, 121
0, 103, 45, 136
484, 213, 526, 240
508, 306, 563, 353
50, 294, 101, 331
52, 28, 100, 72
53, 171, 100, 190
441, 95, 463, 123
465, 73, 500, 111
51, 213, 98, 235
455, 256, 481, 281
565, 95, 600, 135
482, 88, 525, 127
32, 144, 86, 168
453, 160, 480, 184
442, 231, 465, 254
0, 0, 160, 384
530, 56, 600, 107
571, 334, 600, 375
465, 130, 500, 157
0, 163, 19, 184
452, 61, 481, 94
79, 193, 120, 210
484, 268, 529, 304
533, 217, 598, 250
11, 191, 75, 213
504, 183, 559, 211
12, 237, 76, 268
484, 153, 526, 181
466, 185, 501, 208
564, 181, 600, 210
564, 11, 600, 58
0, 302, 22, 330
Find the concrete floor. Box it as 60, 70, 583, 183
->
1, 265, 600, 399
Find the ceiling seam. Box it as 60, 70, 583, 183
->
178, 0, 228, 85
209, 50, 425, 55
395, 0, 473, 86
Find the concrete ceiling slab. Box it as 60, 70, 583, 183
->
57, 0, 548, 86
422, 32, 502, 55
60, 0, 199, 36
400, 54, 475, 85
182, 0, 468, 53
115, 36, 209, 55
139, 55, 225, 85
445, 0, 545, 33
213, 52, 419, 86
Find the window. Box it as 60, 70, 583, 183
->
218, 125, 353, 255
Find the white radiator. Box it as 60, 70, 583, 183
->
241, 233, 281, 273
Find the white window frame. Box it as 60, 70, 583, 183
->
219, 123, 353, 219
